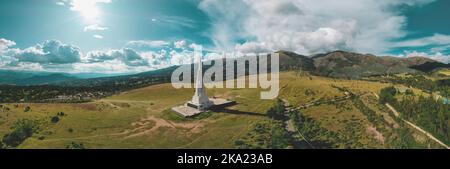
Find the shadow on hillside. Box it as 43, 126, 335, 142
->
212, 108, 266, 117
291, 140, 334, 149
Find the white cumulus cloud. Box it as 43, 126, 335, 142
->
174, 40, 187, 49
93, 35, 104, 39
86, 48, 149, 66
13, 40, 82, 64
84, 24, 109, 32
0, 38, 16, 55
399, 50, 450, 63
393, 33, 450, 47
199, 0, 436, 55
126, 40, 170, 49
67, 0, 112, 11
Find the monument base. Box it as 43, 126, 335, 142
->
172, 98, 237, 117
186, 101, 214, 110
171, 106, 203, 117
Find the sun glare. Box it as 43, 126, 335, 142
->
81, 7, 100, 20
71, 0, 102, 21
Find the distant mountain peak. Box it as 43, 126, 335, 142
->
310, 50, 441, 78
0, 50, 445, 86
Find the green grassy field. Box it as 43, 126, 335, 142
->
0, 71, 440, 148
437, 69, 450, 76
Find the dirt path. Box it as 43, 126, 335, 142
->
99, 99, 206, 138
367, 126, 385, 144
123, 116, 208, 139
281, 99, 315, 148
385, 103, 450, 149
42, 115, 211, 142
123, 104, 220, 139
385, 103, 400, 118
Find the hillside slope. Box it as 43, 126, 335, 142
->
0, 70, 79, 86
0, 72, 444, 149
57, 50, 441, 87
313, 51, 436, 78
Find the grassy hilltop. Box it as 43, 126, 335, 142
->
0, 71, 445, 149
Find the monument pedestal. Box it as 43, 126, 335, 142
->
186, 101, 213, 110
172, 98, 237, 117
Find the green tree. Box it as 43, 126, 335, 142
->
2, 119, 39, 147
379, 86, 397, 104
270, 124, 291, 149
267, 99, 285, 120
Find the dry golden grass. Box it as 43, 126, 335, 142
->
0, 71, 417, 149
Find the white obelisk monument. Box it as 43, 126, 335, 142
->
188, 58, 213, 110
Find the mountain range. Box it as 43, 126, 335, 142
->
0, 70, 130, 86
279, 50, 441, 78
0, 50, 448, 86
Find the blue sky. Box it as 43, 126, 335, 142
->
0, 0, 449, 73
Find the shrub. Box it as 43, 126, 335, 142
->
2, 119, 39, 147
234, 139, 245, 146
235, 121, 291, 149
24, 106, 31, 112
270, 124, 291, 149
51, 116, 60, 124
266, 99, 285, 120
66, 142, 85, 149
57, 112, 65, 116
379, 86, 397, 104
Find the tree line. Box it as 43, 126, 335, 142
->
379, 86, 450, 145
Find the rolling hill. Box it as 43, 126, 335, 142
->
0, 71, 445, 149
409, 62, 450, 73
311, 51, 436, 78
0, 70, 129, 86
55, 50, 443, 88
0, 70, 79, 86
0, 50, 448, 148
0, 50, 446, 103
0, 50, 443, 87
